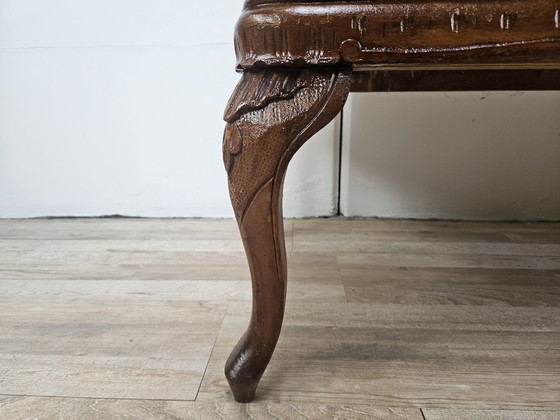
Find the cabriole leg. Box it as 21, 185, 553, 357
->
222, 68, 351, 402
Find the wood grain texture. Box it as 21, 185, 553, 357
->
0, 252, 341, 282
0, 219, 247, 240
423, 408, 560, 419
0, 297, 225, 400
198, 301, 560, 409
0, 396, 424, 420
342, 267, 560, 306
1, 218, 559, 416
505, 232, 560, 244
0, 277, 346, 303
292, 218, 560, 234
337, 252, 560, 270
294, 237, 560, 255
292, 219, 560, 306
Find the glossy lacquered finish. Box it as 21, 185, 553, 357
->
234, 0, 560, 69
222, 0, 560, 403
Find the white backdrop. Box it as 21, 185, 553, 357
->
341, 91, 560, 220
1, 0, 559, 219
0, 0, 340, 218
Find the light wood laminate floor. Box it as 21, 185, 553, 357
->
0, 218, 559, 419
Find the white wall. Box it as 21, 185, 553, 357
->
0, 0, 339, 218
1, 1, 558, 220
341, 92, 560, 220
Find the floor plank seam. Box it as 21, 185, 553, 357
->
194, 300, 232, 401
2, 218, 559, 410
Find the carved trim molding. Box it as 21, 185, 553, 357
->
338, 37, 560, 64
234, 1, 560, 69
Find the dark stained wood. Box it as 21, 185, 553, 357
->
350, 69, 560, 92
234, 1, 560, 70
223, 0, 560, 402
222, 68, 352, 402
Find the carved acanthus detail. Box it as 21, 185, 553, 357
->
222, 68, 350, 221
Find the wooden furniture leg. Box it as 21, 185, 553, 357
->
222, 68, 351, 402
